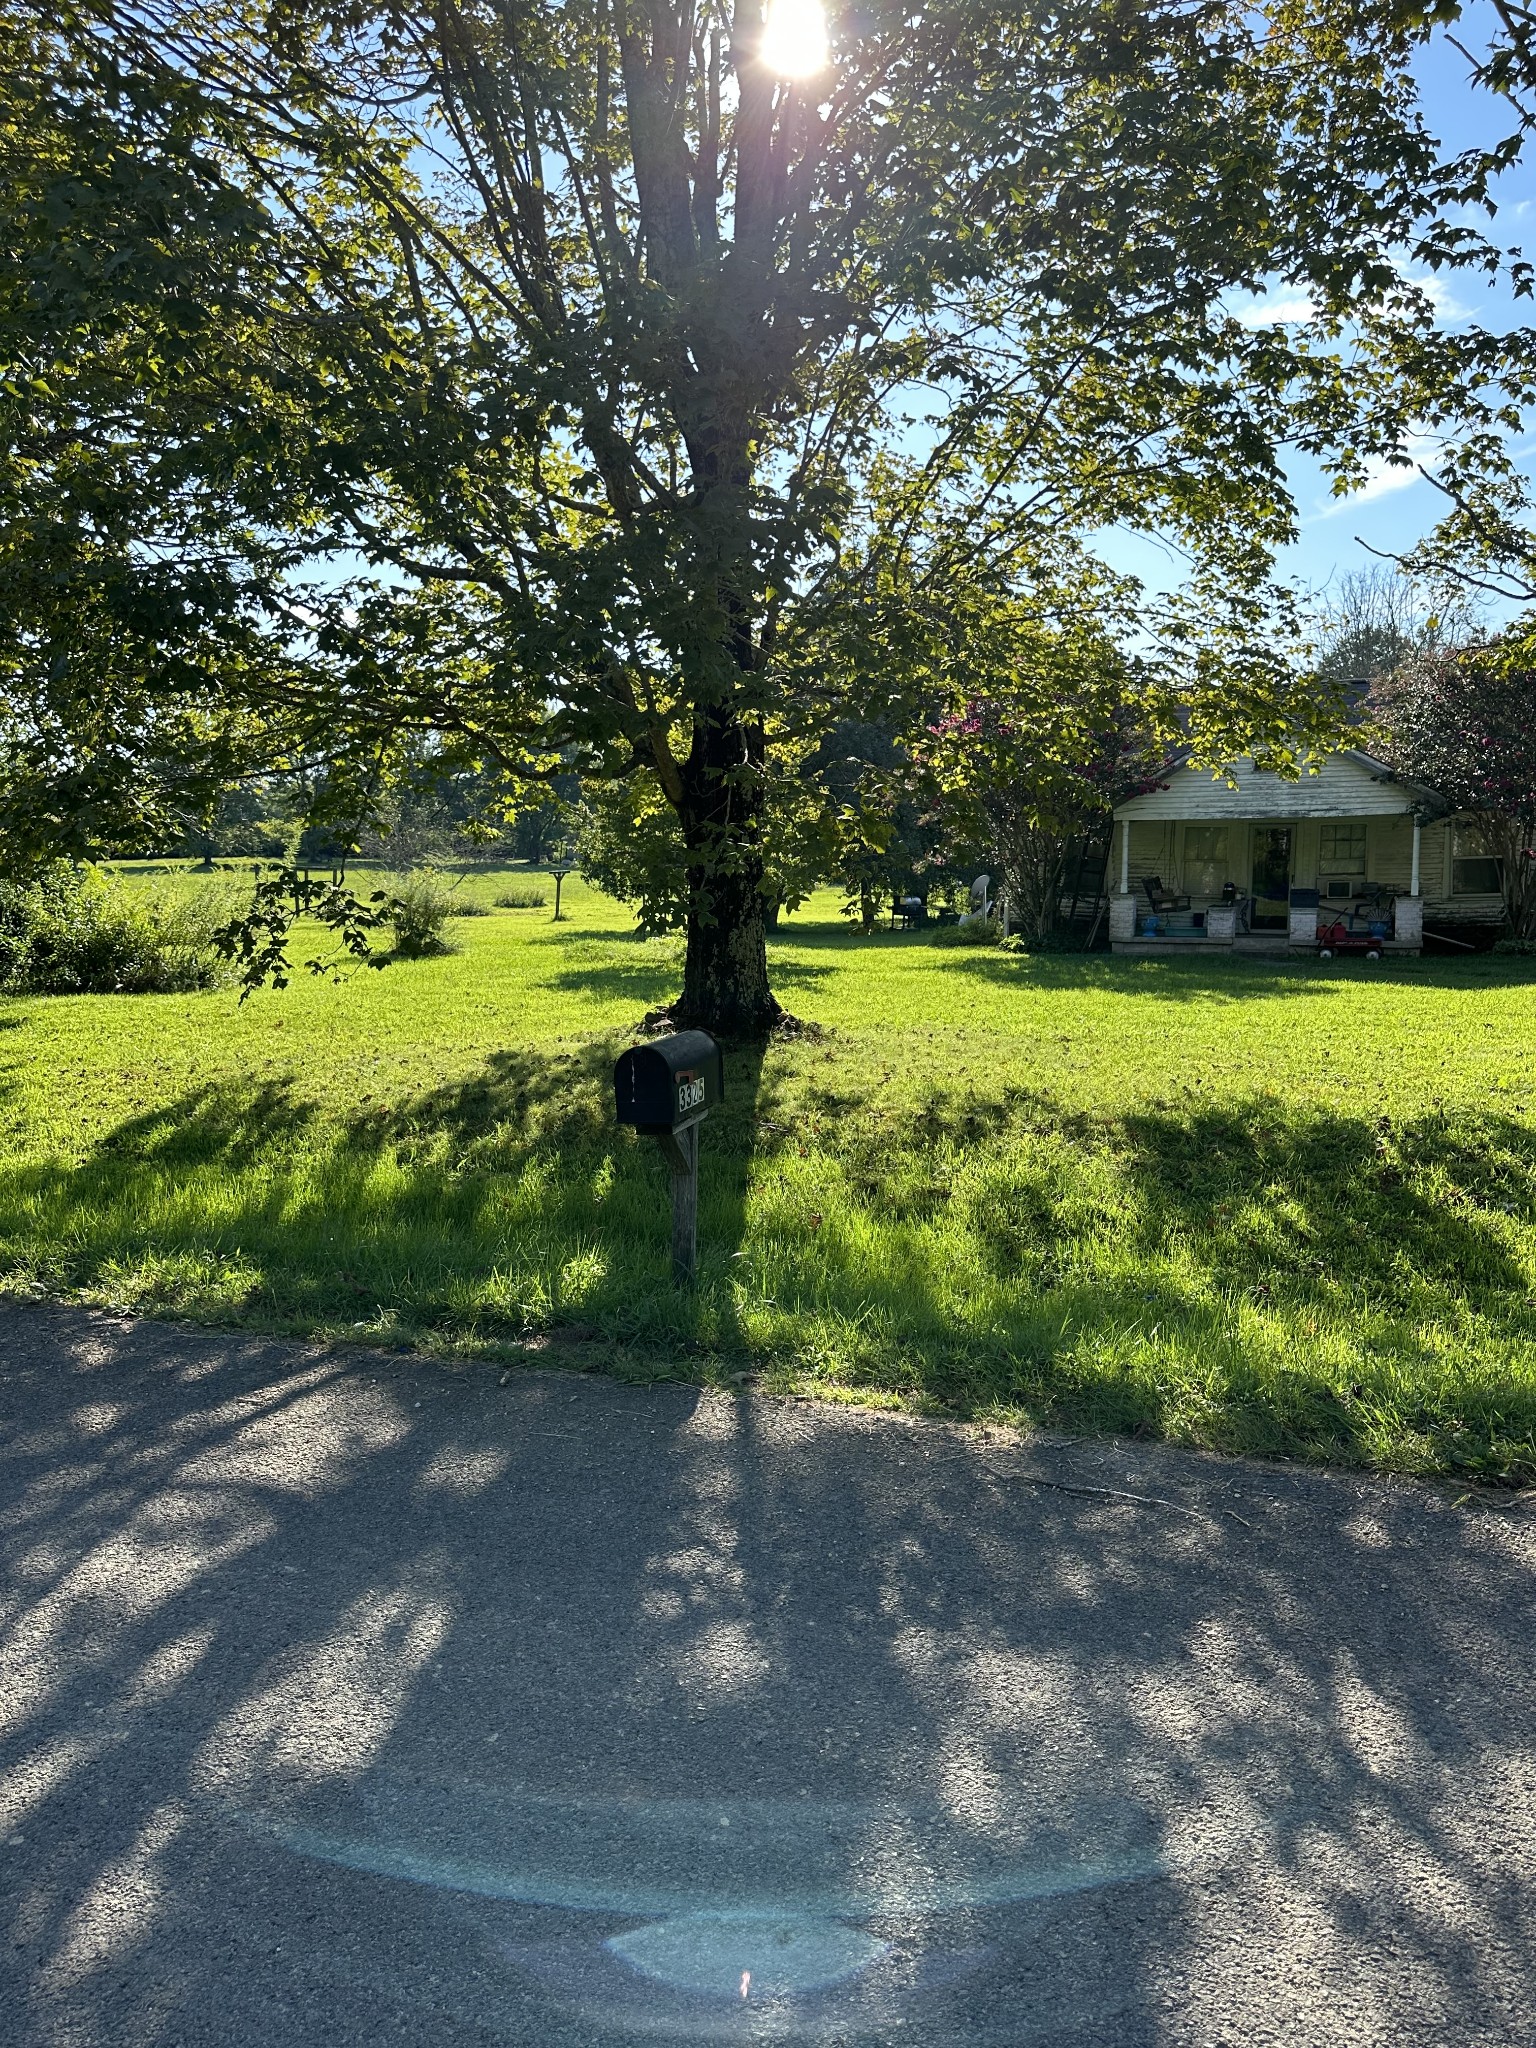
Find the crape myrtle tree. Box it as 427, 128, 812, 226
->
923, 693, 1160, 947
913, 558, 1187, 943
4, 0, 1531, 1030
1373, 638, 1536, 937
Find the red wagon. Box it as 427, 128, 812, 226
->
1316, 914, 1388, 961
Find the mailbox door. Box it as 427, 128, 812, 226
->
614, 1046, 672, 1128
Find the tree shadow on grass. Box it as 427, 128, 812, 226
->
938, 953, 1362, 1003
0, 1035, 789, 1362
541, 955, 836, 1012
940, 950, 1536, 1000
1, 1055, 1532, 1477
756, 1078, 1536, 1478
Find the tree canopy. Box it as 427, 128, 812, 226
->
3, 0, 1532, 1025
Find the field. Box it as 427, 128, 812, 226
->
0, 864, 1533, 1481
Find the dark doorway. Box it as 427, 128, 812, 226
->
1251, 826, 1292, 929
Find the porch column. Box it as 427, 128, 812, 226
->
1119, 820, 1130, 893
1411, 818, 1421, 896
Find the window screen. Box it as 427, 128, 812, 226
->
1319, 822, 1367, 873
1182, 825, 1229, 899
1452, 826, 1502, 896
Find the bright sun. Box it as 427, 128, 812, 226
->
759, 0, 830, 78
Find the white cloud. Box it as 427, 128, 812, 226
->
1229, 266, 1473, 332
1231, 293, 1317, 328
1312, 434, 1445, 518
1398, 270, 1473, 322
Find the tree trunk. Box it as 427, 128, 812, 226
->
677, 850, 778, 1035
673, 703, 782, 1037
995, 814, 1069, 943
1486, 813, 1536, 938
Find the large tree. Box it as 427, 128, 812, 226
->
3, 0, 1528, 1027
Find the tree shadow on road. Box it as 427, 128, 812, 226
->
0, 1308, 1531, 2046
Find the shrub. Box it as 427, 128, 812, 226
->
0, 866, 236, 994
446, 896, 491, 917
493, 885, 548, 909
1000, 929, 1085, 954
384, 869, 458, 957
931, 913, 1000, 947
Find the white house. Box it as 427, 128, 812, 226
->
1108, 749, 1504, 956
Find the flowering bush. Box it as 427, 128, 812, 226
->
921, 651, 1167, 943
1374, 642, 1536, 936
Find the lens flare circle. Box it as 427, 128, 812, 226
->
605, 1912, 891, 1998
760, 0, 830, 77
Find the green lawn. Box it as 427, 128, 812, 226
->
2, 866, 1533, 1481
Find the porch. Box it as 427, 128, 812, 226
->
1108, 756, 1434, 959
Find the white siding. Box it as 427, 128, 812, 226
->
1368, 815, 1415, 894
1113, 810, 1504, 919
1115, 752, 1415, 823
1111, 819, 1253, 903
1116, 820, 1170, 897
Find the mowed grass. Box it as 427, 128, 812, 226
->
1, 866, 1533, 1481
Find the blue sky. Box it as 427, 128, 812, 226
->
1100, 3, 1536, 616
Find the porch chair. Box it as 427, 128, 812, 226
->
1142, 875, 1191, 916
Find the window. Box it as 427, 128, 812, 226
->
1318, 821, 1367, 898
1319, 822, 1367, 872
1182, 824, 1229, 900
1452, 825, 1503, 896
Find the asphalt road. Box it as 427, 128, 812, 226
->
2, 1304, 1533, 2047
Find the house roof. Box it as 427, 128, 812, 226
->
1113, 748, 1450, 823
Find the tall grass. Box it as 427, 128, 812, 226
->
0, 866, 237, 994
380, 868, 458, 956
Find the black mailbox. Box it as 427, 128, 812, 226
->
613, 1030, 723, 1135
